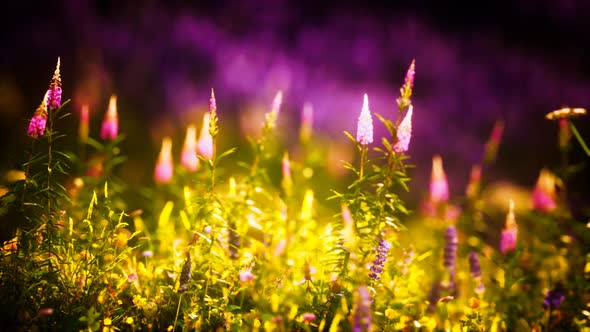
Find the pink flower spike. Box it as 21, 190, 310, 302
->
79, 104, 89, 142
27, 91, 49, 138
197, 113, 213, 159
429, 155, 449, 203
181, 125, 199, 172
531, 168, 557, 213
271, 90, 283, 117
393, 104, 413, 153
500, 199, 518, 253
404, 59, 416, 92
100, 95, 119, 141
47, 57, 62, 110
155, 137, 173, 184
356, 93, 373, 145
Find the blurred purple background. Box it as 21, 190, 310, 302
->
0, 0, 589, 207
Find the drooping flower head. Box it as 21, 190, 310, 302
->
27, 91, 49, 138
500, 199, 518, 253
155, 137, 173, 184
300, 102, 314, 143
181, 125, 199, 172
393, 104, 413, 153
352, 285, 372, 332
356, 93, 373, 145
369, 239, 391, 281
483, 120, 504, 164
197, 113, 213, 159
209, 88, 219, 139
543, 282, 565, 310
47, 57, 62, 110
430, 155, 449, 203
100, 95, 119, 141
531, 168, 557, 213
79, 104, 89, 142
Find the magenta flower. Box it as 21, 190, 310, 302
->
531, 168, 557, 213
500, 200, 518, 253
209, 88, 219, 138
356, 94, 373, 145
154, 137, 173, 184
47, 57, 62, 110
197, 113, 213, 159
429, 155, 449, 203
181, 125, 199, 172
403, 59, 415, 94
100, 95, 118, 141
393, 104, 413, 153
302, 313, 316, 323
27, 92, 49, 138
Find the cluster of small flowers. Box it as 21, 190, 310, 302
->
27, 58, 62, 138
368, 239, 391, 281
352, 286, 372, 332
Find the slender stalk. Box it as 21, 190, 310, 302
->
211, 136, 217, 190
173, 293, 183, 331
569, 121, 590, 157
359, 145, 367, 180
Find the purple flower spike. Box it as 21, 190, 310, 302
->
444, 225, 458, 270
356, 93, 373, 145
47, 57, 62, 110
393, 104, 413, 153
543, 282, 565, 310
178, 252, 192, 293
369, 239, 391, 281
27, 92, 49, 138
353, 286, 372, 332
427, 280, 442, 313
469, 252, 485, 295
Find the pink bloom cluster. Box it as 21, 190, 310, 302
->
393, 105, 413, 153
100, 95, 119, 141
356, 94, 373, 145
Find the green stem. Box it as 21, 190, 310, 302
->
569, 121, 590, 157
210, 136, 217, 190
173, 293, 183, 331
359, 145, 367, 180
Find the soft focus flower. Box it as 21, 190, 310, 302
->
444, 225, 458, 294
197, 113, 213, 159
155, 137, 173, 184
100, 95, 118, 141
302, 313, 316, 323
103, 318, 112, 326
281, 152, 293, 196
352, 285, 372, 332
397, 59, 415, 108
469, 252, 485, 295
209, 88, 219, 139
500, 199, 518, 253
483, 120, 504, 164
531, 168, 557, 213
426, 280, 442, 313
545, 106, 587, 120
430, 155, 449, 203
239, 269, 255, 283
79, 104, 89, 142
393, 105, 413, 153
127, 273, 138, 283
47, 57, 62, 110
356, 94, 373, 145
369, 239, 391, 281
271, 90, 283, 117
27, 92, 49, 138
38, 308, 54, 316
543, 282, 565, 310
181, 125, 199, 172
262, 90, 283, 133
300, 103, 313, 143
465, 164, 482, 199
178, 252, 192, 293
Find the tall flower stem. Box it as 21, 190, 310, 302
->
359, 145, 367, 180
210, 136, 217, 191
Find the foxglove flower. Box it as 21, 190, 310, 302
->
531, 168, 557, 213
100, 95, 118, 141
353, 286, 372, 332
500, 199, 518, 253
543, 282, 565, 310
209, 88, 219, 139
27, 92, 49, 138
369, 239, 391, 281
469, 252, 485, 295
356, 94, 373, 145
47, 57, 62, 110
178, 252, 192, 293
197, 113, 213, 159
155, 137, 173, 184
430, 155, 449, 203
181, 125, 199, 172
393, 104, 413, 153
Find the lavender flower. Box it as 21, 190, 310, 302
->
500, 200, 518, 253
181, 125, 199, 172
353, 286, 372, 332
426, 280, 442, 314
154, 137, 173, 184
393, 105, 413, 153
543, 282, 565, 310
429, 155, 449, 203
27, 92, 49, 138
369, 239, 391, 281
100, 95, 118, 141
178, 252, 192, 293
444, 225, 458, 295
356, 94, 373, 145
469, 252, 485, 295
47, 57, 62, 110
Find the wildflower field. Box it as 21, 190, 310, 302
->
0, 58, 589, 332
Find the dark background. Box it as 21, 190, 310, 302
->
1, 0, 589, 214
